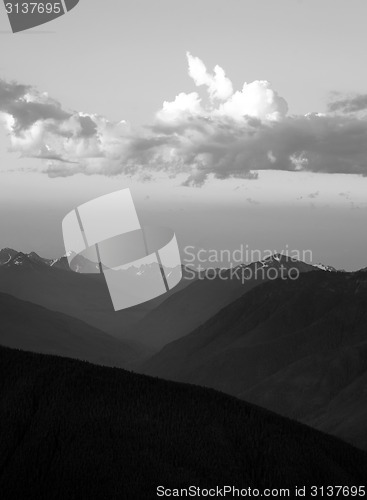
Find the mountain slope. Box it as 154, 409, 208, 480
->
0, 346, 366, 499
140, 271, 367, 448
129, 254, 318, 350
0, 249, 191, 342
0, 248, 18, 265
306, 369, 367, 448
0, 292, 138, 367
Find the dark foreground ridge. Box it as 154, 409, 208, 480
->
0, 347, 366, 499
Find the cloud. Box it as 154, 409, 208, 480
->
187, 52, 233, 101
307, 191, 319, 199
328, 94, 367, 113
216, 80, 288, 122
0, 78, 132, 173
339, 191, 351, 200
2, 54, 367, 184
157, 92, 203, 123
246, 197, 261, 205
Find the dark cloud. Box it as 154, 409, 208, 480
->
31, 153, 79, 163
0, 79, 71, 132
77, 115, 98, 138
328, 94, 367, 113
307, 191, 319, 199
246, 197, 260, 205
125, 113, 367, 184
339, 191, 351, 200
0, 80, 30, 105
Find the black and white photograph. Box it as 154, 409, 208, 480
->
0, 1, 366, 498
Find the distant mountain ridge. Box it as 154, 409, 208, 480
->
0, 247, 343, 352
0, 248, 100, 273
0, 247, 345, 273
0, 247, 352, 353
128, 253, 331, 350
0, 247, 194, 344
0, 247, 193, 275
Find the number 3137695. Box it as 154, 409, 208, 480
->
5, 3, 62, 14
311, 486, 365, 497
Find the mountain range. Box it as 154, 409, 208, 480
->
1, 247, 366, 452
0, 248, 327, 352
127, 254, 326, 350
0, 248, 192, 346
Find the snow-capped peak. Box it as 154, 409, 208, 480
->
313, 263, 337, 272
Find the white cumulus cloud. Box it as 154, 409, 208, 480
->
187, 52, 233, 101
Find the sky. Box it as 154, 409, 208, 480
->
1, 0, 367, 270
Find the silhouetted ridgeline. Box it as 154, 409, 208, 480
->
0, 347, 366, 499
